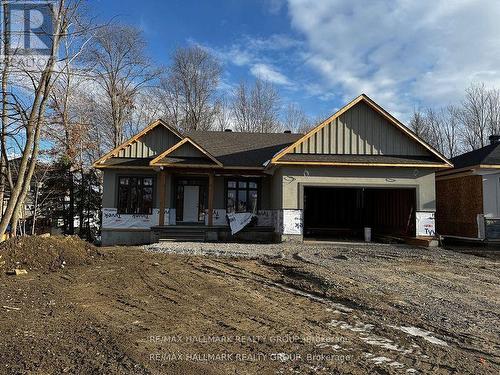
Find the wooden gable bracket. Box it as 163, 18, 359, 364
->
149, 137, 223, 167
271, 94, 453, 168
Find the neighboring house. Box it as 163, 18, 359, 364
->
436, 135, 500, 240
93, 94, 451, 246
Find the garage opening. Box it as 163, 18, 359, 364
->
303, 186, 416, 240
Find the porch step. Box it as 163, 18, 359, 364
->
152, 225, 276, 243
158, 234, 205, 242
154, 226, 206, 242
159, 237, 205, 242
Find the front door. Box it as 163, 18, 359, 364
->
182, 185, 200, 222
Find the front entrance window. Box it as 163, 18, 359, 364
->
226, 179, 259, 213
117, 176, 154, 214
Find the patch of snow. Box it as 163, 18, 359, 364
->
361, 335, 403, 352
328, 319, 413, 354
395, 326, 448, 346
370, 356, 391, 364
329, 319, 408, 352
273, 284, 353, 313
369, 356, 405, 368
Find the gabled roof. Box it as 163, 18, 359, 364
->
93, 119, 182, 167
450, 142, 500, 169
150, 137, 223, 167
272, 94, 452, 167
94, 94, 453, 172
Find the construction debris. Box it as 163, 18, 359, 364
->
2, 305, 21, 311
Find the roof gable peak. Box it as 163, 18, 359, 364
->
93, 119, 181, 167
272, 94, 451, 166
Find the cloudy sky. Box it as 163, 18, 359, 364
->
94, 0, 500, 122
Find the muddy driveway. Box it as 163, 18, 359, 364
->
1, 242, 499, 374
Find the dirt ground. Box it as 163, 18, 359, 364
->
0, 240, 499, 374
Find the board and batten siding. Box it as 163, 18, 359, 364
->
169, 142, 205, 158
117, 126, 181, 158
292, 101, 429, 156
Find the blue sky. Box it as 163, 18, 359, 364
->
92, 0, 500, 123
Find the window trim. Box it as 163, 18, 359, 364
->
224, 177, 261, 213
115, 174, 156, 215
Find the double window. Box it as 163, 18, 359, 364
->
117, 176, 154, 214
226, 179, 259, 213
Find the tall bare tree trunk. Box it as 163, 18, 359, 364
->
0, 1, 11, 216
31, 182, 39, 235
0, 0, 66, 237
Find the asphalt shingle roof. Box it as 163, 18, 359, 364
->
450, 142, 500, 169
278, 154, 443, 165
185, 130, 302, 167
100, 129, 447, 169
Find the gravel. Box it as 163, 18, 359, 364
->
145, 239, 500, 370
144, 241, 288, 259
144, 240, 406, 260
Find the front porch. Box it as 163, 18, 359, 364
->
156, 167, 277, 239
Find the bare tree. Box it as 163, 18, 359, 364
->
159, 45, 221, 131
282, 103, 312, 133
458, 83, 491, 150
82, 24, 161, 147
232, 78, 281, 133
231, 81, 252, 132
125, 88, 165, 137
409, 108, 427, 138
0, 0, 79, 237
213, 95, 232, 131
425, 108, 444, 154
487, 88, 500, 137
409, 106, 461, 158
0, 1, 13, 215
440, 106, 461, 158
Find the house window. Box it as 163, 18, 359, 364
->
226, 179, 259, 213
117, 176, 154, 214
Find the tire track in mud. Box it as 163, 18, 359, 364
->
60, 249, 499, 374
186, 259, 410, 371
188, 257, 495, 374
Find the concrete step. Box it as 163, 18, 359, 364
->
158, 231, 206, 242
159, 237, 204, 242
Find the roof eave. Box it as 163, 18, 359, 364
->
272, 161, 452, 168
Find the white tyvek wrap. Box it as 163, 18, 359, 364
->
102, 208, 160, 229
282, 209, 303, 235
416, 211, 436, 237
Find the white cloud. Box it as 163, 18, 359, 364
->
287, 0, 500, 119
250, 63, 292, 86
201, 34, 299, 88
246, 34, 301, 51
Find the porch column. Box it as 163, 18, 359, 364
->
208, 172, 214, 226
158, 169, 167, 226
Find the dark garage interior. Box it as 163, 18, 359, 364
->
303, 186, 416, 240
